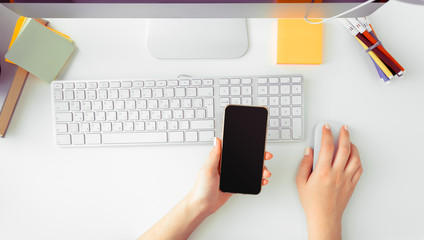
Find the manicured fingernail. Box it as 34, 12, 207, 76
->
213, 137, 217, 146
325, 123, 330, 129
304, 147, 311, 156
344, 125, 349, 131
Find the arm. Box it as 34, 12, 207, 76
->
139, 137, 273, 240
296, 124, 363, 240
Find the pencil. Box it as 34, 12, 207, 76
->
355, 36, 393, 80
361, 30, 404, 72
355, 33, 401, 75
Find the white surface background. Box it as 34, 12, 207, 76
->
1, 1, 424, 239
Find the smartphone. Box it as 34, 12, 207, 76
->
219, 105, 268, 195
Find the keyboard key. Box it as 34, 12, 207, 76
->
242, 86, 252, 95
280, 85, 290, 94
179, 121, 189, 130
169, 132, 184, 142
191, 120, 214, 129
134, 122, 145, 131
72, 134, 85, 145
199, 131, 215, 142
204, 98, 214, 118
64, 83, 75, 89
198, 88, 213, 97
293, 107, 302, 116
242, 78, 252, 84
87, 82, 98, 89
292, 76, 302, 83
193, 99, 203, 108
56, 112, 72, 122
241, 97, 252, 105
168, 121, 178, 130
220, 98, 230, 107
220, 87, 229, 96
269, 86, 279, 95
112, 122, 123, 131
267, 130, 279, 140
56, 124, 68, 133
230, 87, 241, 96
269, 77, 279, 83
55, 102, 69, 111
133, 81, 143, 88
146, 122, 156, 131
69, 123, 79, 133
75, 82, 87, 89
269, 97, 279, 106
185, 131, 198, 142
123, 122, 134, 131
292, 96, 302, 105
230, 78, 241, 84
269, 108, 279, 117
203, 79, 214, 85
293, 118, 302, 140
258, 77, 267, 84
192, 79, 202, 86
258, 86, 267, 95
103, 132, 167, 144
280, 77, 290, 83
56, 134, 71, 145
270, 119, 279, 127
187, 88, 197, 97
231, 98, 241, 105
157, 121, 167, 130
102, 122, 112, 132
258, 97, 267, 106
281, 118, 291, 127
292, 85, 302, 94
219, 78, 229, 85
145, 80, 155, 87
130, 89, 141, 98
281, 96, 290, 105
281, 129, 291, 140
280, 107, 291, 116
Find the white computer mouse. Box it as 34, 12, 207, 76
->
312, 121, 345, 170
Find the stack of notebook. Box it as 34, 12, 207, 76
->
0, 16, 75, 137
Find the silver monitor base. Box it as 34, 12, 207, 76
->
147, 19, 248, 59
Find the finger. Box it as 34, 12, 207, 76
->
263, 166, 271, 178
333, 125, 351, 171
264, 152, 273, 160
345, 144, 361, 175
315, 124, 335, 170
262, 178, 269, 185
296, 147, 314, 186
205, 137, 222, 170
352, 164, 363, 185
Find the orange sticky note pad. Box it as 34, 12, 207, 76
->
277, 19, 323, 65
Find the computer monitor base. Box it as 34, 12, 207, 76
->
147, 19, 248, 59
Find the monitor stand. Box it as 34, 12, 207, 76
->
147, 19, 248, 59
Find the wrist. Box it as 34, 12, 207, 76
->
306, 215, 342, 240
184, 192, 211, 221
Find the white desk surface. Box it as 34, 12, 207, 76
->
1, 1, 424, 240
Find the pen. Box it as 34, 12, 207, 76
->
348, 18, 404, 76
338, 19, 393, 79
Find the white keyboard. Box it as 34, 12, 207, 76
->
51, 75, 304, 146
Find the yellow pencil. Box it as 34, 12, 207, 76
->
355, 36, 393, 79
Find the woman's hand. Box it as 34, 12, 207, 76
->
296, 124, 363, 240
188, 137, 273, 217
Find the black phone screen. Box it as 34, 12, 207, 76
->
219, 105, 268, 194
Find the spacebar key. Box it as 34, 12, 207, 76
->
102, 132, 167, 144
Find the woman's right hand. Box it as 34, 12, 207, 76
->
296, 124, 363, 240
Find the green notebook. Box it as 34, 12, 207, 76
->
5, 18, 75, 83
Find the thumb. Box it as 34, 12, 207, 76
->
296, 147, 314, 186
205, 137, 222, 170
